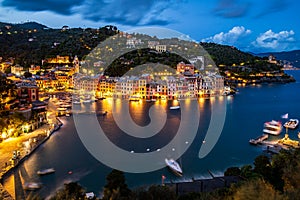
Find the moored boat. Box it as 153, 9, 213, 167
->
263, 120, 282, 135
170, 106, 180, 110
23, 182, 42, 190
165, 158, 183, 176
284, 119, 299, 129
37, 168, 55, 175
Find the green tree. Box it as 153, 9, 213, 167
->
102, 169, 131, 200
224, 167, 241, 176
233, 179, 284, 200
253, 155, 271, 181
49, 182, 86, 200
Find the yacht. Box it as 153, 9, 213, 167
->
170, 106, 180, 110
37, 168, 55, 175
284, 119, 299, 129
263, 120, 282, 135
165, 158, 183, 176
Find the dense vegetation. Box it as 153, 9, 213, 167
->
200, 42, 258, 66
0, 22, 118, 67
0, 21, 281, 75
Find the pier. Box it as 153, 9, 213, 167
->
278, 134, 300, 148
249, 134, 269, 145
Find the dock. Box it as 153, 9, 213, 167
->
249, 134, 269, 145
278, 134, 300, 148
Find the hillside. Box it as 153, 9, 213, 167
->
258, 50, 300, 68
0, 21, 284, 76
200, 42, 259, 66
0, 22, 118, 66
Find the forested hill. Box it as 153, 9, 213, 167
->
0, 21, 265, 69
0, 22, 118, 67
200, 42, 260, 66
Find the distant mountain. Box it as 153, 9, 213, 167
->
257, 50, 300, 68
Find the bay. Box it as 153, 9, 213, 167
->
3, 70, 300, 199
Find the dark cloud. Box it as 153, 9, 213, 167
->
213, 0, 251, 18
77, 0, 175, 26
2, 0, 180, 26
2, 0, 83, 15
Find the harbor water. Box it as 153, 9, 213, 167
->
3, 70, 300, 199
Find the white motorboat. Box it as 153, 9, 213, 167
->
165, 158, 183, 176
23, 182, 42, 190
263, 120, 282, 135
170, 106, 180, 110
37, 168, 55, 175
284, 119, 299, 129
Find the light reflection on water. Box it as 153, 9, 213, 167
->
3, 71, 300, 199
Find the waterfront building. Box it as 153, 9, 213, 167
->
73, 74, 100, 95
166, 76, 177, 99
96, 76, 117, 98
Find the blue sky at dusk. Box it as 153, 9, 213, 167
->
0, 0, 299, 53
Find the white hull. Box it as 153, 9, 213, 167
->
23, 182, 42, 190
170, 106, 180, 110
165, 158, 183, 176
37, 168, 55, 175
263, 120, 282, 135
284, 119, 299, 129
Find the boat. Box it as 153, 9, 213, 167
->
170, 106, 180, 110
37, 168, 55, 175
85, 192, 95, 199
284, 119, 299, 129
263, 120, 282, 135
23, 182, 42, 190
97, 111, 108, 116
165, 158, 183, 176
249, 134, 269, 145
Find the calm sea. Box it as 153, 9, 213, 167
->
3, 70, 300, 199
